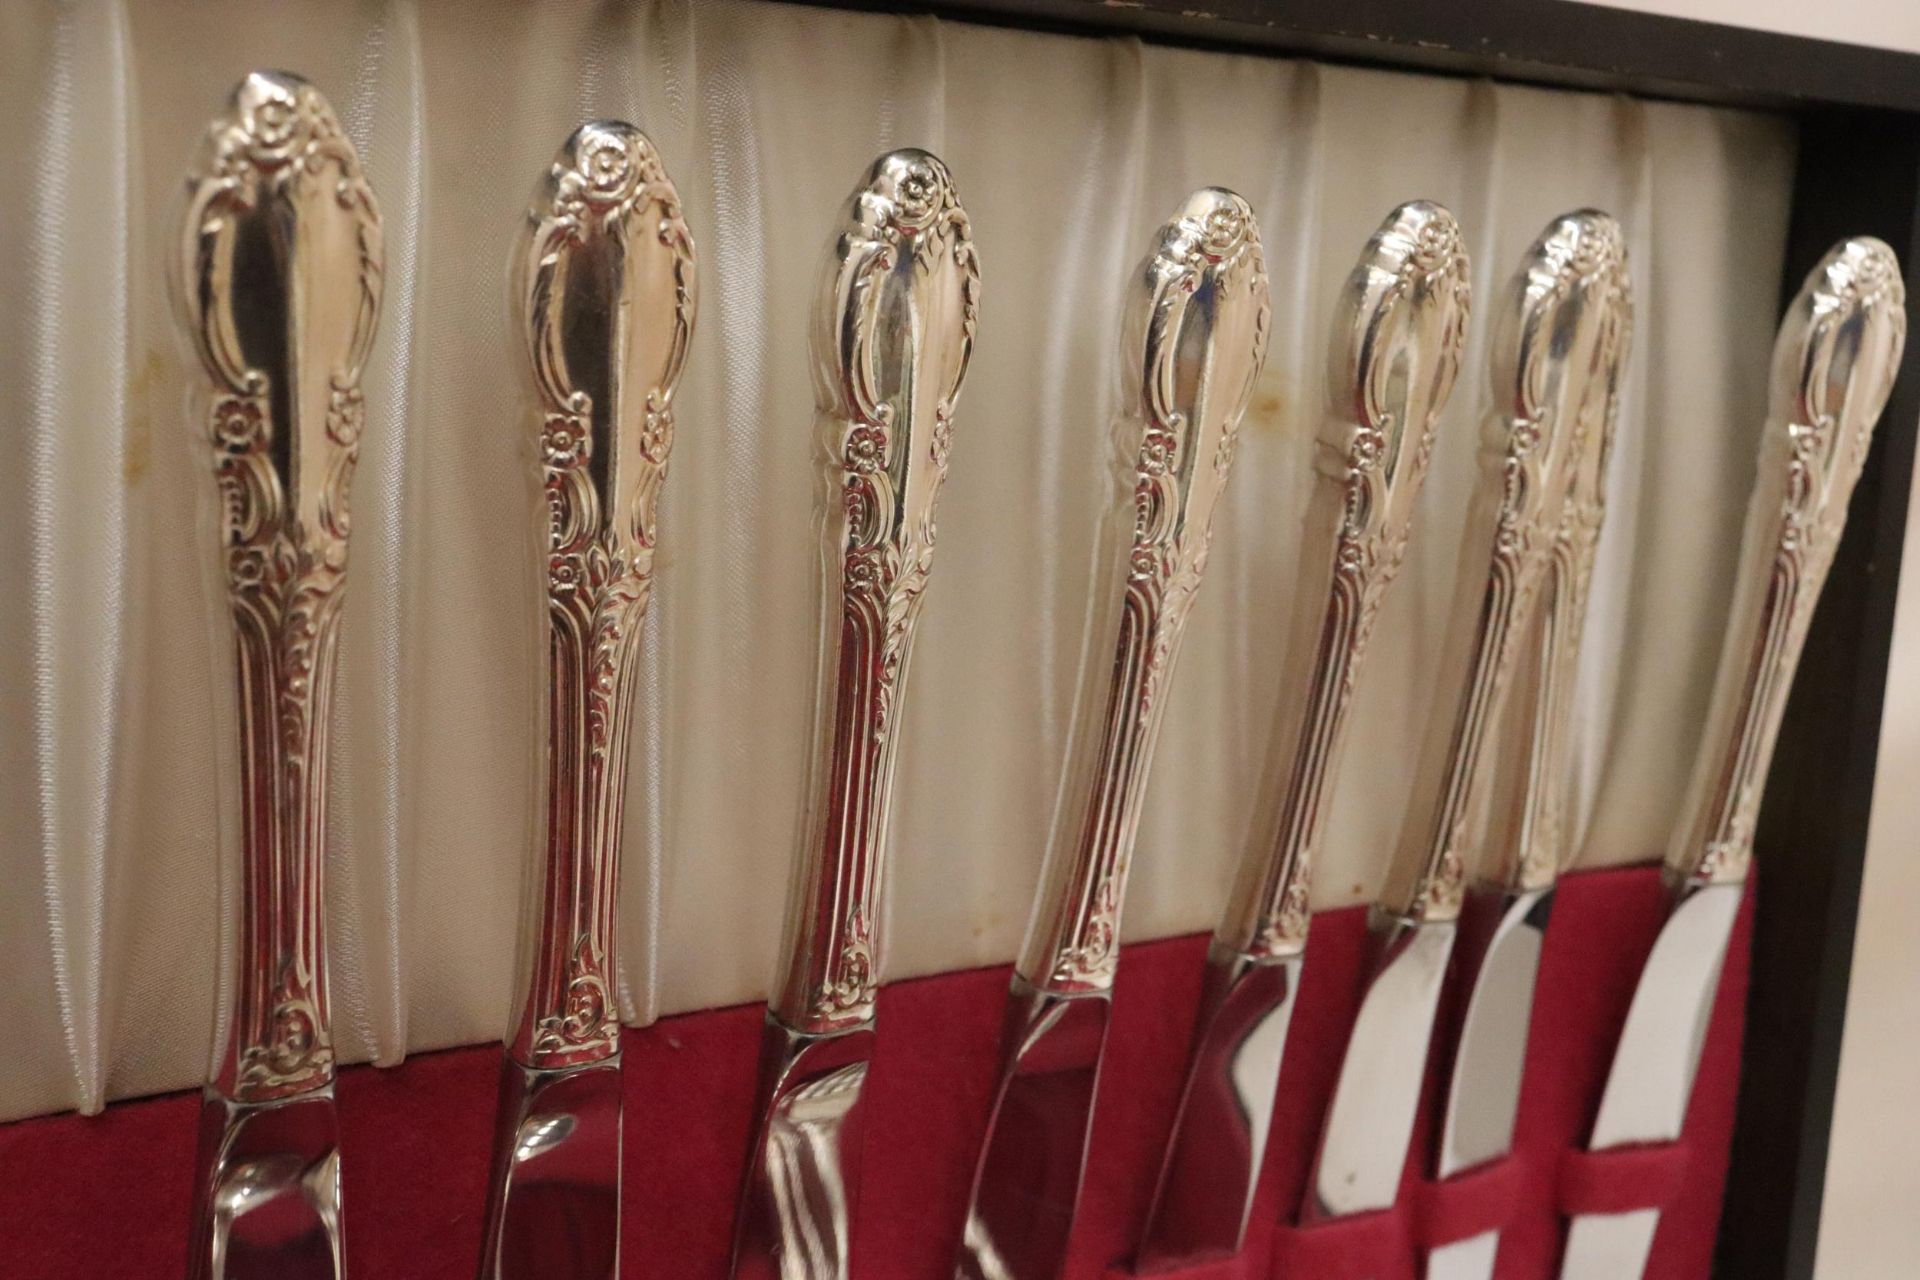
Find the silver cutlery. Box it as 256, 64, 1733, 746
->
954, 188, 1270, 1280
175, 70, 383, 1280
1426, 211, 1631, 1280
1302, 211, 1622, 1232
730, 148, 978, 1280
478, 120, 697, 1280
1558, 235, 1904, 1280
1134, 200, 1471, 1271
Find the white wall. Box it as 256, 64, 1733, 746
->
1584, 0, 1920, 55
1814, 432, 1920, 1278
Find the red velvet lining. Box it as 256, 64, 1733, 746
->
1265, 1212, 1409, 1280
1411, 1153, 1532, 1245
0, 865, 1750, 1278
1557, 1144, 1694, 1218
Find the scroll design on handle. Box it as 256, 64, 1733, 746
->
511, 122, 696, 1068
1380, 212, 1625, 926
1497, 223, 1633, 894
1227, 202, 1470, 961
178, 72, 382, 1103
1670, 238, 1905, 889
775, 151, 979, 1032
1022, 190, 1271, 994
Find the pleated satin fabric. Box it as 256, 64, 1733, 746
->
0, 0, 1796, 1121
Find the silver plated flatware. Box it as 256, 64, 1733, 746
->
175, 70, 382, 1280
1302, 211, 1620, 1231
953, 189, 1270, 1280
478, 120, 697, 1280
1426, 211, 1631, 1280
1134, 200, 1471, 1272
1558, 236, 1904, 1280
730, 148, 978, 1280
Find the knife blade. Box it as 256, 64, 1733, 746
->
1558, 236, 1905, 1279
953, 189, 1271, 1280
730, 148, 979, 1280
479, 119, 698, 1280
1134, 200, 1471, 1272
1304, 211, 1618, 1227
1425, 211, 1632, 1280
173, 70, 382, 1280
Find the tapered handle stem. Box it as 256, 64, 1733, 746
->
176, 72, 383, 1104
1018, 190, 1271, 994
1377, 212, 1629, 925
1665, 237, 1904, 889
1217, 201, 1470, 959
506, 121, 697, 1070
772, 151, 979, 1034
1480, 220, 1633, 894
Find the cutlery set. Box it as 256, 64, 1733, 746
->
169, 72, 1903, 1280
1140, 198, 1471, 1271
1303, 210, 1631, 1275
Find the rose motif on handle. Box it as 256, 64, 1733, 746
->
508, 120, 697, 1068
785, 150, 978, 1031
180, 72, 383, 1103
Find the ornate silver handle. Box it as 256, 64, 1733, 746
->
1666, 237, 1904, 889
1480, 217, 1633, 895
1215, 201, 1470, 960
176, 72, 381, 1105
771, 150, 979, 1034
1017, 189, 1271, 995
1377, 211, 1629, 925
505, 122, 697, 1070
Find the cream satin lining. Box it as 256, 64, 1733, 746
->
0, 0, 1795, 1121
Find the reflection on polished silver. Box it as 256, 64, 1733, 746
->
1561, 237, 1904, 1280
1136, 201, 1470, 1271
733, 148, 978, 1280
1668, 237, 1904, 894
1428, 210, 1631, 1280
480, 120, 697, 1280
957, 188, 1270, 1280
1473, 215, 1632, 900
175, 70, 381, 1280
1019, 189, 1271, 999
193, 1091, 346, 1280
1308, 211, 1624, 1225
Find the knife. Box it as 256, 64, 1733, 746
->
730, 148, 979, 1280
174, 71, 382, 1280
1303, 211, 1621, 1228
1425, 212, 1631, 1280
1134, 200, 1471, 1272
478, 120, 697, 1280
954, 188, 1271, 1280
1558, 236, 1905, 1280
